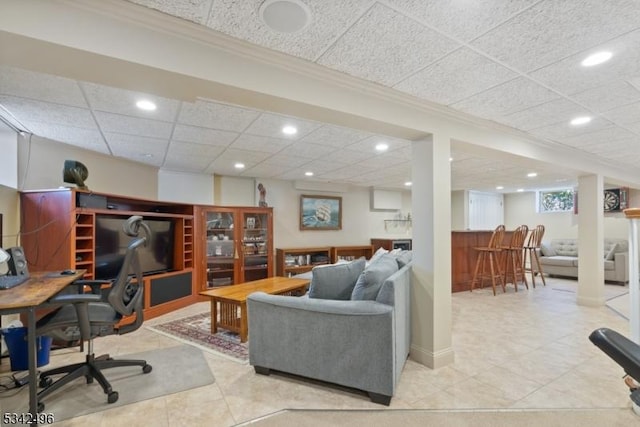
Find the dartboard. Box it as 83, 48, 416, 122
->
603, 189, 620, 212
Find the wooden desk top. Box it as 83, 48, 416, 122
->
0, 270, 86, 310
200, 276, 309, 303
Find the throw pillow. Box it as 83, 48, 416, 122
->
395, 250, 413, 268
540, 242, 556, 257
351, 253, 399, 301
605, 243, 618, 261
308, 257, 366, 300
369, 247, 388, 264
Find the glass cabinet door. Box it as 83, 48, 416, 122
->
241, 210, 270, 282
205, 210, 236, 288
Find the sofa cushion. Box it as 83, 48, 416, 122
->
550, 239, 578, 257
604, 260, 615, 271
540, 242, 557, 257
308, 257, 366, 300
605, 243, 618, 260
395, 250, 413, 268
539, 256, 578, 267
351, 254, 399, 301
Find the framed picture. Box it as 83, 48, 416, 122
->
300, 195, 342, 231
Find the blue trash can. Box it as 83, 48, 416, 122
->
1, 327, 52, 371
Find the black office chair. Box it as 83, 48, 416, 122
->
35, 216, 152, 411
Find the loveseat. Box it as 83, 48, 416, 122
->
247, 253, 411, 405
537, 238, 628, 284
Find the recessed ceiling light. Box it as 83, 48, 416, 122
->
570, 116, 592, 126
517, 189, 524, 192
496, 186, 504, 190
259, 0, 311, 34
404, 181, 412, 186
581, 51, 613, 67
375, 143, 389, 152
234, 162, 245, 169
141, 153, 153, 158
282, 125, 298, 135
136, 100, 156, 111
305, 171, 313, 176
449, 157, 453, 162
527, 172, 537, 178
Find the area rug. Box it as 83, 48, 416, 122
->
147, 312, 249, 363
3, 345, 214, 423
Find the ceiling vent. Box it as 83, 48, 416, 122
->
259, 0, 311, 34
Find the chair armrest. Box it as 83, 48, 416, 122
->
48, 293, 102, 305
73, 279, 112, 295
614, 252, 629, 282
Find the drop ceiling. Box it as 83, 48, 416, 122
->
1, 0, 639, 192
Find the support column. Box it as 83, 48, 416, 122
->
577, 174, 605, 306
410, 134, 454, 368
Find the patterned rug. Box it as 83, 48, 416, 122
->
147, 312, 248, 363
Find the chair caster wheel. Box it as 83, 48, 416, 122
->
86, 375, 94, 384
107, 391, 119, 404
143, 364, 152, 374
39, 377, 53, 388
37, 402, 45, 412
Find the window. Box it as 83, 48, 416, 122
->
537, 189, 575, 213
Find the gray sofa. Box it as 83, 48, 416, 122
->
247, 255, 411, 405
537, 238, 628, 283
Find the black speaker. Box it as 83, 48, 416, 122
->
7, 246, 29, 276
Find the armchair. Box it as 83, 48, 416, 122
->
35, 216, 152, 411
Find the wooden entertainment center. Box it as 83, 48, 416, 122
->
20, 189, 197, 319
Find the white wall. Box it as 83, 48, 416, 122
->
158, 170, 214, 204
219, 178, 412, 248
215, 176, 256, 206
0, 123, 18, 189
504, 190, 638, 241
451, 190, 466, 230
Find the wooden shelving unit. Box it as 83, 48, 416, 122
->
20, 188, 197, 319
276, 247, 331, 277
196, 206, 273, 291
330, 245, 374, 263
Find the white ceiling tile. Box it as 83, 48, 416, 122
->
320, 149, 373, 164
528, 117, 614, 142
603, 101, 640, 125
0, 66, 86, 107
105, 133, 168, 165
499, 99, 590, 132
20, 122, 109, 154
228, 134, 292, 153
451, 78, 560, 119
560, 126, 637, 148
299, 124, 372, 147
530, 29, 640, 95
243, 112, 321, 139
571, 81, 640, 113
317, 164, 376, 180
127, 0, 213, 24
294, 159, 350, 175
205, 0, 374, 61
471, 0, 640, 72
210, 148, 272, 167
258, 153, 310, 168
395, 47, 517, 105
627, 122, 640, 134
81, 82, 181, 122
172, 124, 238, 146
283, 142, 337, 159
317, 3, 459, 86
241, 164, 286, 178
356, 155, 408, 169
0, 95, 96, 129
163, 154, 215, 172
94, 111, 173, 138
178, 100, 260, 131
167, 140, 226, 157
387, 0, 534, 42
346, 135, 410, 153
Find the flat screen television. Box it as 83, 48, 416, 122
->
94, 215, 175, 280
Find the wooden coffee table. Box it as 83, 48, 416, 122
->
199, 276, 309, 343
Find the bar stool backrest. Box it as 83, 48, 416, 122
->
526, 224, 545, 248
488, 224, 506, 249
511, 224, 529, 249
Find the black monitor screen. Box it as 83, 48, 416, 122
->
94, 215, 175, 279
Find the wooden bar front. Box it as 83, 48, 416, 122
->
451, 230, 514, 293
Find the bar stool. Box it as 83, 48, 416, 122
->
502, 225, 529, 292
470, 225, 506, 296
524, 224, 546, 287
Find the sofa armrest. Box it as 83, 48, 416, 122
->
614, 252, 629, 283
247, 292, 395, 396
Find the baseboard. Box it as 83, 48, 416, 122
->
577, 294, 606, 307
409, 344, 454, 369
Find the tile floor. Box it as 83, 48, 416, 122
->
1, 277, 636, 426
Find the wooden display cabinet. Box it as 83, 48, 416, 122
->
20, 188, 196, 319
195, 206, 273, 290
276, 247, 331, 277
330, 245, 374, 263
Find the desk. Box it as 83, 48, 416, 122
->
0, 270, 85, 425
